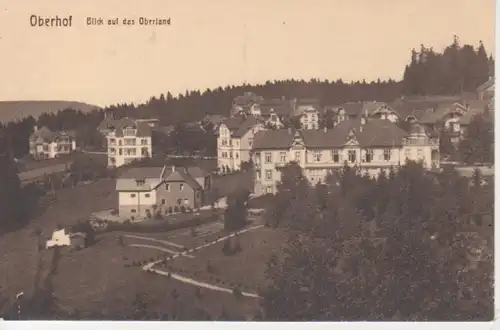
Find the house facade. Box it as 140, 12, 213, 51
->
29, 126, 77, 159
476, 77, 494, 101
252, 118, 439, 195
105, 117, 153, 168
217, 115, 265, 172
116, 165, 210, 219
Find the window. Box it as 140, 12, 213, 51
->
118, 139, 123, 146
256, 170, 261, 179
417, 148, 423, 158
136, 179, 145, 186
131, 209, 136, 213
248, 138, 253, 147
266, 170, 272, 180
331, 150, 339, 163
405, 148, 411, 159
222, 152, 227, 158
266, 186, 273, 194
254, 152, 261, 164
295, 151, 300, 161
124, 138, 136, 146
162, 199, 165, 204
314, 151, 322, 162
145, 193, 150, 198
235, 152, 239, 159
141, 139, 148, 145
123, 128, 136, 136
109, 138, 116, 145
365, 149, 374, 163
119, 148, 123, 156
265, 152, 272, 163
348, 150, 356, 163
280, 152, 287, 163
109, 147, 116, 154
229, 151, 233, 158
130, 193, 136, 198
180, 184, 184, 191
383, 149, 391, 161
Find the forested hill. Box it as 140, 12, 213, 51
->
0, 101, 100, 123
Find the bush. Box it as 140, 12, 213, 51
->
168, 206, 173, 214
180, 205, 186, 213
154, 211, 163, 220
110, 209, 119, 216
174, 205, 180, 213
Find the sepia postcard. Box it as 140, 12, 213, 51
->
0, 0, 496, 327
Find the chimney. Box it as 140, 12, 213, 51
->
323, 127, 327, 133
288, 127, 292, 134
360, 116, 366, 125
359, 125, 363, 132
33, 125, 38, 132
171, 165, 175, 173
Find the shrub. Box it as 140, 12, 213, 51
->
168, 206, 173, 214
110, 209, 119, 216
154, 211, 163, 220
174, 205, 180, 213
180, 205, 186, 213
125, 219, 131, 224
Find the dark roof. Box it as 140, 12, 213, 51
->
390, 97, 461, 121
335, 102, 364, 117
252, 129, 295, 149
418, 103, 467, 124
232, 116, 264, 137
201, 114, 226, 126
259, 99, 295, 117
221, 115, 263, 137
119, 165, 206, 190
233, 92, 265, 106
253, 119, 408, 149
30, 126, 75, 142
301, 119, 408, 148
112, 117, 152, 137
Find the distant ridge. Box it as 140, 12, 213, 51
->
0, 100, 101, 123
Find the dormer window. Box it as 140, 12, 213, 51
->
123, 127, 137, 136
136, 179, 146, 186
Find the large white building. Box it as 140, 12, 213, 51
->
105, 117, 153, 168
251, 118, 440, 195
217, 115, 265, 172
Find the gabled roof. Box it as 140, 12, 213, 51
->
335, 102, 364, 117
390, 97, 462, 121
253, 119, 408, 150
116, 166, 206, 191
30, 126, 56, 141
30, 126, 75, 143
418, 103, 467, 124
221, 115, 264, 137
111, 117, 152, 137
201, 114, 226, 126
259, 99, 295, 117
302, 119, 408, 148
233, 92, 265, 106
252, 129, 295, 150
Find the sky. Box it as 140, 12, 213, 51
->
0, 0, 495, 107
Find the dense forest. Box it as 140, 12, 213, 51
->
0, 37, 493, 159
261, 161, 493, 321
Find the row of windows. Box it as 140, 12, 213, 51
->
256, 148, 426, 164
220, 151, 239, 159
220, 139, 239, 147
109, 138, 149, 146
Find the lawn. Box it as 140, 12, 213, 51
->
154, 226, 288, 294
0, 179, 117, 314
0, 179, 267, 319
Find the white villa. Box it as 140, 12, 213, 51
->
105, 117, 153, 168
217, 115, 265, 172
29, 126, 77, 159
